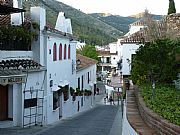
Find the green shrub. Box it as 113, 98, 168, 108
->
140, 85, 180, 125
97, 77, 101, 81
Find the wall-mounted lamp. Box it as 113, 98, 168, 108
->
76, 59, 81, 65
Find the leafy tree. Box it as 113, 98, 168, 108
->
131, 38, 179, 85
168, 0, 176, 15
77, 45, 100, 61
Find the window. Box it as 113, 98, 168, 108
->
81, 75, 84, 90
59, 43, 62, 60
53, 43, 57, 61
64, 44, 67, 59
68, 44, 71, 59
88, 72, 90, 83
53, 91, 59, 110
78, 78, 80, 89
106, 57, 110, 63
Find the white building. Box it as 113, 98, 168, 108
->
119, 21, 146, 78
97, 42, 121, 75
76, 54, 97, 110
0, 3, 97, 128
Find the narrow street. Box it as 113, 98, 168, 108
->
35, 82, 122, 135
0, 82, 123, 135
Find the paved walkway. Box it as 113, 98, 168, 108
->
0, 82, 122, 135
127, 87, 158, 135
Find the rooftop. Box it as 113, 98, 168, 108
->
0, 59, 42, 71
76, 54, 97, 71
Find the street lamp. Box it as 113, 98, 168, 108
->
101, 56, 104, 72
76, 59, 81, 65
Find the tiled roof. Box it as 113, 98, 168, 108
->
44, 25, 77, 40
120, 29, 148, 43
0, 59, 42, 70
76, 54, 97, 71
130, 20, 146, 26
97, 50, 111, 56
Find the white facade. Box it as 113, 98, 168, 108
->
0, 5, 97, 128
121, 44, 139, 76
76, 64, 97, 109
124, 24, 145, 37
120, 21, 146, 76
76, 41, 86, 50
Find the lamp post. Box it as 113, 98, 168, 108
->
101, 56, 104, 72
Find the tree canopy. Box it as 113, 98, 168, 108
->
168, 0, 176, 15
77, 45, 100, 61
131, 38, 180, 85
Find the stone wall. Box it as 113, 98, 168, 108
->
164, 13, 180, 37
134, 86, 180, 135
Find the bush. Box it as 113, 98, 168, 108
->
140, 85, 180, 125
97, 77, 101, 81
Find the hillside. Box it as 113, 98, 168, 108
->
90, 13, 163, 33
129, 12, 163, 20
24, 0, 123, 45
90, 13, 138, 33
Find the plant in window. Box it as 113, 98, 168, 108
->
84, 89, 92, 96
75, 88, 83, 96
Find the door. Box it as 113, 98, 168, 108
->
0, 85, 8, 120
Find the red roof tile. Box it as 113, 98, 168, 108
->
76, 54, 97, 71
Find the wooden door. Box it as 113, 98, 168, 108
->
0, 85, 8, 120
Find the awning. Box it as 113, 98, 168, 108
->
0, 5, 26, 15
58, 80, 69, 87
51, 84, 60, 92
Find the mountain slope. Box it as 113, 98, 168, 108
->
90, 13, 138, 33
24, 0, 123, 45
90, 13, 163, 33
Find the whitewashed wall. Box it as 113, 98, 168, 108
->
21, 71, 45, 127
44, 35, 76, 124
110, 55, 118, 67
121, 44, 139, 76
125, 25, 145, 36
62, 95, 93, 119
76, 65, 96, 92
110, 43, 117, 54
0, 51, 33, 61
122, 100, 138, 135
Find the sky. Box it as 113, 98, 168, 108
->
58, 0, 180, 16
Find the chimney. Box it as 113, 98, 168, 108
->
55, 12, 66, 32
30, 7, 46, 31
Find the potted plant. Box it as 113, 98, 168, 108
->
75, 88, 83, 96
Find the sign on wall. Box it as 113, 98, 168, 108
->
0, 76, 26, 85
